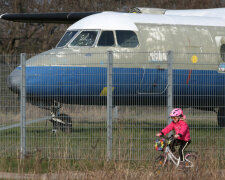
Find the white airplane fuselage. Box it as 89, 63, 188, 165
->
8, 11, 225, 110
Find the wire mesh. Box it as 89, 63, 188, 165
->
0, 52, 224, 160
0, 55, 21, 156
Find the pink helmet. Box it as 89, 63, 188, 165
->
170, 108, 184, 118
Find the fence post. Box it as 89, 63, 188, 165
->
107, 51, 113, 160
167, 51, 173, 126
20, 53, 26, 159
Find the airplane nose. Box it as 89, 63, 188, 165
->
8, 68, 21, 94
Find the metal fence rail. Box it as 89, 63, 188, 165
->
0, 51, 224, 160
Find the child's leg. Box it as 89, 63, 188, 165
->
169, 139, 178, 153
178, 140, 191, 161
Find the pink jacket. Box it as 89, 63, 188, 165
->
161, 120, 191, 141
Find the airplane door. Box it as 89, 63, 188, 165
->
138, 52, 167, 94
138, 67, 167, 94
217, 37, 225, 73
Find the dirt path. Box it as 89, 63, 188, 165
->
0, 170, 224, 180
0, 172, 86, 180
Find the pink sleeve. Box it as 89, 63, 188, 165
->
161, 123, 174, 135
179, 121, 188, 136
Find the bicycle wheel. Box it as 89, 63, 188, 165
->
184, 153, 198, 168
153, 155, 166, 175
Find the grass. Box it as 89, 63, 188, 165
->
0, 106, 224, 179
0, 119, 224, 161
0, 151, 224, 179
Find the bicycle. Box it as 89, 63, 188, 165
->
153, 135, 198, 174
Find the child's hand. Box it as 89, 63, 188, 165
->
174, 134, 179, 139
156, 133, 162, 137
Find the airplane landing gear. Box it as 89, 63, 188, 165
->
50, 101, 72, 132
217, 107, 225, 127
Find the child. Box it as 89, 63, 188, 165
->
156, 108, 191, 165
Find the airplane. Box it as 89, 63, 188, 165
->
1, 7, 225, 131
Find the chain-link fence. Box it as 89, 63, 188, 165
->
0, 51, 224, 160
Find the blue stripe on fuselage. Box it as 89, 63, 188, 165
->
24, 66, 143, 96
15, 66, 225, 97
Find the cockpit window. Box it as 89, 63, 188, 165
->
97, 31, 115, 46
70, 31, 98, 46
221, 44, 225, 61
116, 30, 139, 48
57, 31, 78, 48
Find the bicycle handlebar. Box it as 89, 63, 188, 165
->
159, 135, 174, 141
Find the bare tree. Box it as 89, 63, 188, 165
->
0, 0, 224, 54
0, 0, 69, 54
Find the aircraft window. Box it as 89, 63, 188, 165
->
70, 31, 98, 46
97, 31, 115, 46
221, 44, 225, 61
57, 31, 78, 47
116, 30, 139, 48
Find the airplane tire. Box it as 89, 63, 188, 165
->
59, 113, 72, 132
217, 108, 225, 127
52, 113, 72, 132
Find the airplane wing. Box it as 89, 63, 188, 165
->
0, 12, 100, 24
